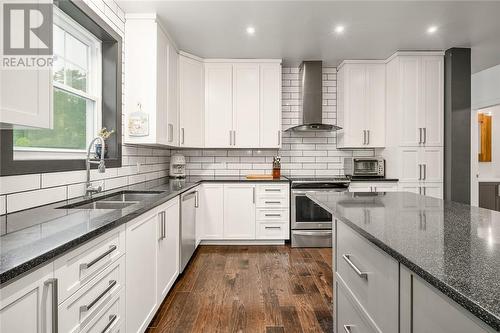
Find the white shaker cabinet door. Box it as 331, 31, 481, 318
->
126, 212, 158, 333
365, 64, 386, 147
420, 55, 444, 147
420, 147, 443, 182
200, 184, 224, 239
399, 56, 422, 146
205, 63, 233, 147
167, 43, 179, 146
0, 263, 54, 333
344, 64, 366, 148
260, 63, 282, 148
157, 197, 180, 303
399, 147, 420, 182
0, 67, 52, 129
223, 184, 256, 239
233, 63, 260, 148
179, 54, 204, 147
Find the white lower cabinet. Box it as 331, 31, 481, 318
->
336, 281, 376, 333
199, 183, 225, 239
0, 263, 55, 333
223, 184, 256, 239
126, 211, 158, 333
400, 266, 494, 333
81, 290, 124, 333
398, 182, 443, 199
157, 197, 180, 302
59, 256, 125, 333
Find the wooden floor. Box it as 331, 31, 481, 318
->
146, 245, 334, 333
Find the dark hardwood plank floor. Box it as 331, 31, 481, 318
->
146, 245, 333, 333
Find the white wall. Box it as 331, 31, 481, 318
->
472, 64, 500, 110
172, 67, 374, 177
0, 0, 170, 215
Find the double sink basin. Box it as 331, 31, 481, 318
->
59, 190, 165, 210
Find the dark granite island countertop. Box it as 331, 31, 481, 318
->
307, 191, 500, 331
0, 176, 289, 285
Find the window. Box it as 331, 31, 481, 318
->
13, 7, 102, 160
0, 0, 122, 176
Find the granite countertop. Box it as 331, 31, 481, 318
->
0, 176, 289, 285
307, 191, 500, 331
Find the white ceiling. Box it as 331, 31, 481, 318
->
117, 1, 500, 73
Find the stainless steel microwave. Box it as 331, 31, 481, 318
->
344, 157, 385, 177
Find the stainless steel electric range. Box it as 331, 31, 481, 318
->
289, 176, 350, 248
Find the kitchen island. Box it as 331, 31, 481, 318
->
307, 191, 499, 332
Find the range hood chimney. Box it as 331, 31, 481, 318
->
285, 60, 342, 132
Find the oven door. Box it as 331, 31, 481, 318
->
291, 189, 335, 230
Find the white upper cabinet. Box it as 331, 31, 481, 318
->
233, 63, 260, 148
205, 61, 282, 149
124, 15, 178, 146
391, 54, 444, 147
204, 63, 233, 147
337, 62, 386, 148
0, 68, 53, 129
260, 63, 282, 148
179, 53, 204, 147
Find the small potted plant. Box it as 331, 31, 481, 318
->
95, 127, 115, 159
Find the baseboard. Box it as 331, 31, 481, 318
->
199, 240, 285, 245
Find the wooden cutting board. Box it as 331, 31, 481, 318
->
245, 174, 274, 180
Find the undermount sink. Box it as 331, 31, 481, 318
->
68, 201, 135, 210
58, 190, 164, 210
101, 191, 164, 202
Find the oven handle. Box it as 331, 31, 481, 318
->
292, 189, 347, 195
293, 230, 332, 236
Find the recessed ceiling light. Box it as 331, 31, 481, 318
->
334, 25, 345, 34
246, 26, 255, 35
427, 25, 438, 34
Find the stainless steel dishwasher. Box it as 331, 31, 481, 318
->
180, 188, 198, 273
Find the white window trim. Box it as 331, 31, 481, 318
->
14, 6, 102, 160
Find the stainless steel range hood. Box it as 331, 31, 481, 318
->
285, 60, 342, 132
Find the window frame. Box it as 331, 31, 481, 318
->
13, 6, 103, 159
0, 0, 122, 176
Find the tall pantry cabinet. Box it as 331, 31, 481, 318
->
384, 52, 444, 198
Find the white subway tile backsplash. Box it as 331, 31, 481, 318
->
7, 186, 67, 213
0, 174, 40, 195
104, 176, 128, 190
41, 170, 86, 188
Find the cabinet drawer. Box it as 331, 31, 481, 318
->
256, 222, 288, 239
59, 256, 125, 333
81, 289, 124, 333
256, 184, 289, 198
337, 221, 398, 333
256, 196, 288, 208
256, 208, 289, 221
337, 282, 376, 333
55, 227, 125, 303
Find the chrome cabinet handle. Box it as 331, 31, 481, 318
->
423, 164, 426, 180
342, 254, 368, 279
423, 127, 427, 144
343, 325, 354, 333
181, 128, 185, 145
265, 226, 281, 230
233, 131, 236, 146
294, 230, 332, 236
418, 164, 422, 180
44, 278, 58, 333
160, 211, 166, 240
265, 188, 281, 192
423, 186, 426, 196
195, 190, 199, 208
278, 131, 281, 146
80, 245, 117, 270
367, 130, 370, 145
229, 130, 232, 145
101, 314, 117, 333
168, 124, 173, 142
252, 187, 255, 204
80, 280, 117, 312
363, 130, 366, 145
265, 213, 282, 217
265, 201, 281, 204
